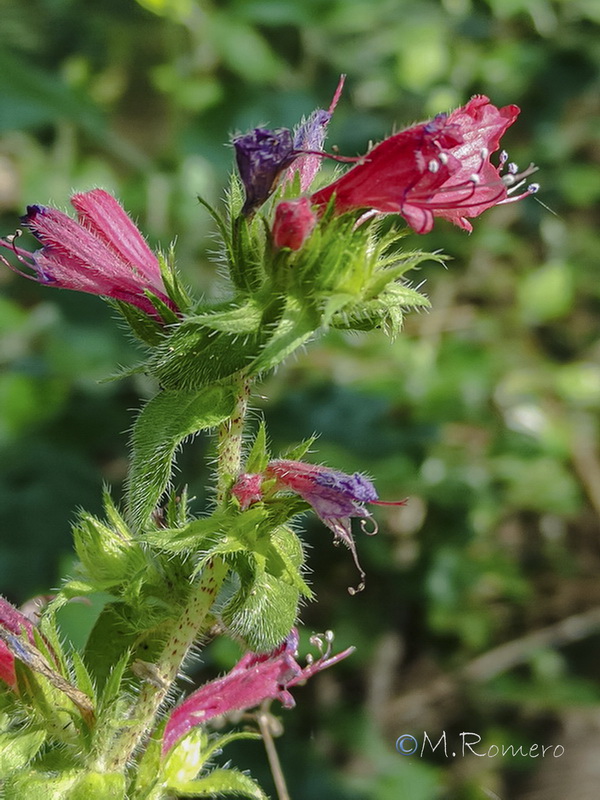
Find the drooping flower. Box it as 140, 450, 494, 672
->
0, 189, 178, 317
162, 628, 353, 754
0, 595, 36, 688
272, 197, 317, 250
232, 459, 406, 593
311, 95, 539, 234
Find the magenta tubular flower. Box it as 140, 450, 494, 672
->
311, 95, 539, 234
162, 628, 353, 754
0, 189, 178, 317
272, 197, 317, 250
265, 460, 406, 593
0, 596, 35, 688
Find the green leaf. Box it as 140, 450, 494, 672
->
126, 386, 236, 530
222, 545, 304, 652
144, 512, 228, 554
248, 299, 319, 377
149, 306, 267, 391
65, 772, 127, 800
169, 768, 267, 799
0, 729, 46, 777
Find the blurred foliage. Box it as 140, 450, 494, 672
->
1, 0, 599, 798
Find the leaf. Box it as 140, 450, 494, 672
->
169, 768, 267, 799
144, 512, 228, 554
126, 386, 236, 530
247, 299, 319, 377
222, 547, 304, 652
0, 729, 46, 777
149, 308, 265, 391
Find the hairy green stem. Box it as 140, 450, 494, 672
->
99, 380, 251, 774
99, 557, 228, 772
216, 378, 250, 503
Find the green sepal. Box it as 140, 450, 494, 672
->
162, 727, 260, 786
73, 492, 147, 589
280, 434, 319, 462
107, 299, 167, 346
126, 385, 236, 530
244, 420, 270, 474
168, 768, 267, 799
157, 245, 193, 314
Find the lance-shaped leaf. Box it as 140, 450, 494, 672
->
126, 386, 236, 530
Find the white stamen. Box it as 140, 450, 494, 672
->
480, 147, 489, 160
508, 162, 519, 174
499, 150, 508, 164
438, 152, 449, 165
469, 174, 481, 185
428, 159, 439, 173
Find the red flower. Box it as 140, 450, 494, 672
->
0, 189, 178, 317
162, 628, 353, 754
0, 596, 35, 688
311, 95, 538, 234
272, 197, 317, 250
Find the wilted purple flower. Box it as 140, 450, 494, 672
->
233, 127, 298, 216
0, 189, 178, 317
162, 628, 353, 754
232, 459, 406, 593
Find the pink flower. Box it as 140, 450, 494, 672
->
162, 628, 353, 754
0, 596, 35, 688
272, 197, 317, 250
232, 460, 406, 593
0, 189, 178, 317
231, 472, 264, 510
311, 95, 538, 234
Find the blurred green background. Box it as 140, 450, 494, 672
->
1, 0, 599, 798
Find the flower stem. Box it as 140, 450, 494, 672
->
99, 380, 251, 773
216, 378, 250, 503
99, 557, 229, 772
